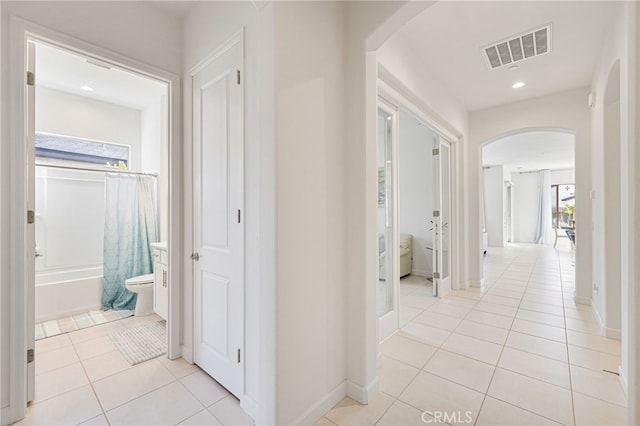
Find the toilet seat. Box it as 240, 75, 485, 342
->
126, 273, 154, 286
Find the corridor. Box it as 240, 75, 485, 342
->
321, 242, 627, 425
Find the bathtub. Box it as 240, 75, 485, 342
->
35, 268, 103, 323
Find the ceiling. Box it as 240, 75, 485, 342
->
482, 131, 575, 171
35, 43, 167, 111
393, 1, 621, 111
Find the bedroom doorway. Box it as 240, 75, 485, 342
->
377, 96, 456, 342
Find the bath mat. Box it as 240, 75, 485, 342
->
35, 309, 134, 340
109, 320, 166, 365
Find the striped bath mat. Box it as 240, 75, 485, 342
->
109, 320, 166, 365
35, 309, 134, 340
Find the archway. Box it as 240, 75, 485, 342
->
481, 129, 575, 249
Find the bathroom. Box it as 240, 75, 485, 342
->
33, 42, 170, 340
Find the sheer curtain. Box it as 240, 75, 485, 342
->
534, 170, 551, 244
102, 174, 158, 310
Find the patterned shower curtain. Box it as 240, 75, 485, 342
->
102, 174, 158, 310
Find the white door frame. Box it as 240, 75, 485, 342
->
433, 137, 453, 298
377, 98, 400, 342
378, 67, 463, 294
4, 17, 182, 425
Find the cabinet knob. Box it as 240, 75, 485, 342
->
190, 252, 200, 261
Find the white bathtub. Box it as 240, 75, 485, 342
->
35, 268, 103, 323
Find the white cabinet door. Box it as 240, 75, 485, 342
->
192, 36, 244, 398
153, 261, 168, 320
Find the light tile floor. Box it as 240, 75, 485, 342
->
18, 314, 253, 426
321, 241, 628, 426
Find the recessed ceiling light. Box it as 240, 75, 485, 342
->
512, 81, 525, 89
80, 85, 94, 92
509, 65, 518, 71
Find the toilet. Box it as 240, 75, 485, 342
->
125, 273, 154, 316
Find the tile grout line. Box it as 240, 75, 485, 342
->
558, 247, 578, 426
69, 333, 112, 425
473, 249, 534, 425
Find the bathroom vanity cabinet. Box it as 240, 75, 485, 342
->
151, 242, 168, 320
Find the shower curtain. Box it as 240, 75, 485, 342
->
102, 174, 158, 311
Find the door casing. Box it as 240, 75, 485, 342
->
5, 17, 182, 425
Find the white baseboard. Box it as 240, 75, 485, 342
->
470, 279, 484, 289
240, 395, 258, 423
346, 377, 379, 404
605, 327, 621, 340
180, 345, 193, 363
411, 269, 429, 278
574, 295, 591, 305
618, 365, 628, 396
290, 380, 346, 426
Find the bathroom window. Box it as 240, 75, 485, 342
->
35, 132, 129, 167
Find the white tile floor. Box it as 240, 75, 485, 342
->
18, 314, 253, 426
321, 242, 628, 426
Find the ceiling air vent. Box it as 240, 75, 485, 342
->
483, 25, 552, 70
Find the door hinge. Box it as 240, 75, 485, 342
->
237, 70, 241, 85
433, 272, 441, 279
27, 71, 35, 86
432, 148, 439, 156
27, 348, 34, 363
433, 210, 440, 217
237, 209, 241, 224
237, 349, 241, 363
27, 210, 35, 224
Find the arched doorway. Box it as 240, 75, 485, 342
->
481, 130, 576, 250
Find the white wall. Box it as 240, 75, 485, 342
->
470, 88, 592, 297
1, 2, 181, 422
398, 110, 435, 276
589, 2, 631, 386
551, 169, 575, 185
631, 4, 640, 420
36, 86, 141, 168
483, 166, 504, 247
273, 2, 348, 424
140, 96, 168, 240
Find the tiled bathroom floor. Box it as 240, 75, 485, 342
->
19, 314, 253, 426
321, 241, 628, 426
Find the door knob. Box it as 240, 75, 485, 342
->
190, 252, 200, 261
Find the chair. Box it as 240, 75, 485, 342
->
379, 233, 413, 278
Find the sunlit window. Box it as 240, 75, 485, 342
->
35, 132, 129, 167
551, 184, 575, 230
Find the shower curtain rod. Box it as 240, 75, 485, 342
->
35, 162, 158, 177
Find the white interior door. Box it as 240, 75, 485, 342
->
26, 40, 37, 403
377, 102, 399, 341
192, 38, 244, 398
432, 138, 451, 298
